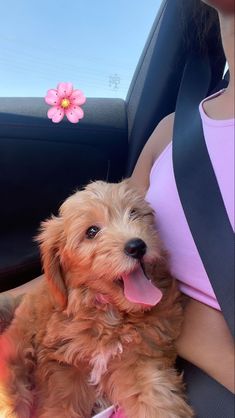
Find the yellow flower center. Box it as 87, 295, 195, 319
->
61, 98, 70, 108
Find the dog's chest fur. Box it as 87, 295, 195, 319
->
40, 301, 159, 387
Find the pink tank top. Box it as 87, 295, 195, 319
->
146, 91, 234, 310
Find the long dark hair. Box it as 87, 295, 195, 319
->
182, 0, 221, 53
193, 1, 220, 44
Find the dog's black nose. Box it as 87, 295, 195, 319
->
124, 238, 147, 259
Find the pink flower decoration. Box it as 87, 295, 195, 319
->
45, 82, 86, 123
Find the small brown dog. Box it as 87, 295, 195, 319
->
0, 180, 193, 418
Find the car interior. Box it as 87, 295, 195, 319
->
0, 0, 227, 293
1, 1, 235, 417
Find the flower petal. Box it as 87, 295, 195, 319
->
70, 89, 86, 105
65, 105, 84, 123
45, 89, 60, 106
47, 106, 58, 119
48, 106, 64, 123
57, 82, 73, 98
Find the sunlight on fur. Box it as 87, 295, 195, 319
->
0, 180, 194, 418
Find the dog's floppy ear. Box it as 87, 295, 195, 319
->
36, 216, 67, 308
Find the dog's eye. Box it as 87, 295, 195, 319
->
129, 208, 138, 219
129, 208, 153, 220
86, 225, 100, 239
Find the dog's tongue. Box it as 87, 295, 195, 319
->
122, 266, 163, 306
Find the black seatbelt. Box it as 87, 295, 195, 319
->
173, 53, 234, 338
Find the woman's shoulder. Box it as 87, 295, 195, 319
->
130, 112, 175, 192
151, 112, 175, 161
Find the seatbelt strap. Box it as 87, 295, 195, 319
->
173, 53, 234, 338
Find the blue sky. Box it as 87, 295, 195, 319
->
0, 0, 162, 98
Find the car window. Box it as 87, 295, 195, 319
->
0, 0, 162, 99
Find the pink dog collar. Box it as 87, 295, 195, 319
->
111, 408, 127, 418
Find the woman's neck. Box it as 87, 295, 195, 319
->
219, 12, 235, 95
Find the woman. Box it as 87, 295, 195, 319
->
130, 0, 234, 415
3, 0, 235, 416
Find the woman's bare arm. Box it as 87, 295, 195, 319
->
2, 275, 44, 297
129, 113, 175, 192
176, 299, 235, 393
